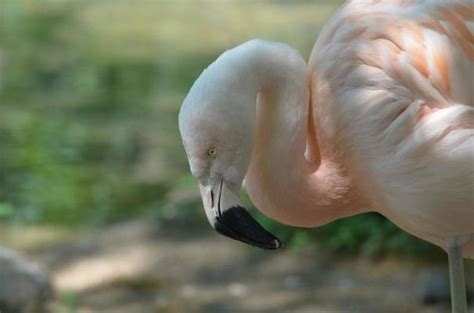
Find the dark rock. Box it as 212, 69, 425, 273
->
420, 267, 474, 306
420, 268, 450, 305
0, 246, 53, 313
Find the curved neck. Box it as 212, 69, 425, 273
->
219, 40, 367, 227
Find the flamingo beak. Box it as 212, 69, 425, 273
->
199, 179, 281, 250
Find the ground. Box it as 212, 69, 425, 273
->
3, 219, 473, 313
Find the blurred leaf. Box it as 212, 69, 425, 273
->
289, 231, 312, 250
0, 202, 14, 218
174, 174, 197, 189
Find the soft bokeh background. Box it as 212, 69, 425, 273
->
0, 1, 472, 312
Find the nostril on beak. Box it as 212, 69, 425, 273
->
210, 190, 214, 208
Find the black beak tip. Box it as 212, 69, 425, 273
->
213, 206, 283, 250
261, 236, 282, 250
266, 237, 283, 250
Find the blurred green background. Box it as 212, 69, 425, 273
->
0, 0, 442, 258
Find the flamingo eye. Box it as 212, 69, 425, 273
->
207, 147, 217, 158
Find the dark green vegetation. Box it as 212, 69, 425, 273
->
0, 0, 441, 258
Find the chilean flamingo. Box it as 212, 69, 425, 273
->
178, 1, 474, 311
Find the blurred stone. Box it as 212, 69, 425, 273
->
420, 267, 474, 307
419, 268, 450, 305
283, 275, 304, 290
154, 293, 175, 312
0, 246, 53, 313
336, 278, 355, 293
180, 284, 197, 298
227, 282, 247, 297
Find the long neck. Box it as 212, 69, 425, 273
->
232, 40, 367, 227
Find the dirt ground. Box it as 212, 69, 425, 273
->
8, 219, 474, 313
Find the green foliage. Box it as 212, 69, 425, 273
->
252, 209, 443, 258
314, 213, 443, 258
0, 1, 175, 226
0, 108, 170, 225
0, 203, 14, 218
55, 291, 79, 313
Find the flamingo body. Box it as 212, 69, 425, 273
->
306, 0, 474, 256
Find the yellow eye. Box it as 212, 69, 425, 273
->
207, 148, 217, 157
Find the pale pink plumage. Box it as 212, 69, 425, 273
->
243, 0, 474, 257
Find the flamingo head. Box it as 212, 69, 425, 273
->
178, 58, 281, 250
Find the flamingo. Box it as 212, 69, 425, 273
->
178, 0, 474, 312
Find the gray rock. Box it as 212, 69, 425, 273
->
420, 267, 473, 306
0, 246, 53, 313
420, 270, 451, 305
